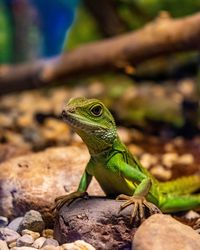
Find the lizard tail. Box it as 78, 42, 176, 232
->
159, 175, 200, 195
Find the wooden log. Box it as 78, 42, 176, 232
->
1, 13, 200, 94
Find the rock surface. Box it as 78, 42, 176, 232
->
0, 216, 8, 228
0, 146, 102, 222
18, 210, 45, 234
42, 238, 59, 247
61, 240, 96, 250
0, 227, 20, 244
16, 235, 34, 247
8, 218, 24, 232
40, 246, 59, 250
32, 237, 46, 249
0, 143, 30, 164
133, 214, 200, 250
11, 247, 37, 250
0, 239, 9, 250
54, 197, 135, 250
21, 230, 40, 240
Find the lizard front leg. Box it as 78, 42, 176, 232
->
108, 155, 161, 222
52, 165, 92, 212
117, 178, 161, 223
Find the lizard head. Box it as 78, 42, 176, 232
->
62, 97, 117, 154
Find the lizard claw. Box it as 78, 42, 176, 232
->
51, 191, 88, 212
116, 194, 161, 223
194, 218, 200, 232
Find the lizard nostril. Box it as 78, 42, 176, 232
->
62, 110, 67, 116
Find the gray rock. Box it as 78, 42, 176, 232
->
32, 237, 46, 249
133, 214, 200, 250
16, 235, 34, 247
0, 216, 8, 228
42, 239, 59, 247
0, 240, 9, 250
8, 217, 24, 232
54, 197, 133, 250
0, 227, 20, 244
18, 210, 45, 233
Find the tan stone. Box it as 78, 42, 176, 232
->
11, 247, 37, 250
0, 240, 9, 250
140, 153, 158, 169
178, 154, 194, 165
162, 152, 178, 168
32, 237, 46, 249
150, 165, 172, 180
21, 230, 40, 240
133, 214, 200, 250
42, 229, 53, 239
0, 146, 102, 220
61, 240, 96, 250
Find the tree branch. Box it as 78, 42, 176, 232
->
1, 13, 200, 94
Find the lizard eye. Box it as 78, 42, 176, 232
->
90, 105, 103, 116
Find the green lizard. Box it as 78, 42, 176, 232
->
55, 97, 200, 222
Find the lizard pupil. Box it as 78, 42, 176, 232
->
91, 105, 102, 116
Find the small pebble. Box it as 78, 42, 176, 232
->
0, 239, 9, 250
9, 241, 17, 248
164, 143, 174, 152
18, 210, 45, 233
41, 118, 70, 143
41, 246, 59, 250
61, 240, 96, 250
32, 237, 46, 249
178, 154, 194, 165
71, 133, 83, 144
151, 165, 172, 180
42, 239, 59, 247
0, 227, 20, 244
140, 153, 158, 169
117, 127, 132, 144
16, 235, 34, 247
173, 137, 184, 146
0, 216, 8, 228
128, 144, 144, 155
185, 210, 200, 220
21, 230, 40, 240
11, 247, 37, 250
42, 229, 53, 239
8, 217, 24, 232
162, 153, 178, 168
178, 79, 194, 96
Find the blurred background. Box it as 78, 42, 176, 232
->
1, 0, 200, 229
0, 0, 200, 181
1, 0, 200, 62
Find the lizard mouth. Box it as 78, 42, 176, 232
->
62, 110, 105, 133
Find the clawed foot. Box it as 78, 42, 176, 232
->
51, 191, 88, 212
116, 194, 161, 223
194, 218, 200, 232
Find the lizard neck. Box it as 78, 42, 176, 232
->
77, 129, 119, 156
88, 135, 123, 156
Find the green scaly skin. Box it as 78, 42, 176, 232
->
54, 97, 200, 222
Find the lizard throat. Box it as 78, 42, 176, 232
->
63, 112, 117, 154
